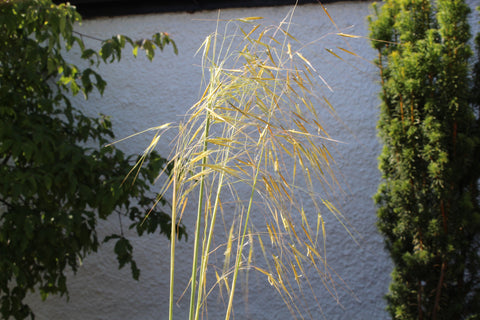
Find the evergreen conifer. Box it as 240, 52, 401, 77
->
369, 0, 480, 318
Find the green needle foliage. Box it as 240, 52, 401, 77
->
473, 7, 480, 123
369, 0, 480, 318
141, 9, 351, 320
0, 1, 184, 319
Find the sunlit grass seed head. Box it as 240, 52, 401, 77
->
140, 9, 354, 320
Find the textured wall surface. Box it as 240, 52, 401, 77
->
24, 1, 477, 319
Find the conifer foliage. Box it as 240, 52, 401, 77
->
370, 0, 480, 318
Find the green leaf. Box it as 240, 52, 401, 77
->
143, 40, 155, 61
0, 2, 180, 319
100, 41, 113, 62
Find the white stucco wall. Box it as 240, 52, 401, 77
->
24, 1, 480, 319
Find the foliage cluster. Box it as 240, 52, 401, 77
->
0, 1, 184, 319
370, 0, 480, 318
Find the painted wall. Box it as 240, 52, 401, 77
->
25, 1, 479, 319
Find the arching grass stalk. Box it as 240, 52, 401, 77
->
225, 9, 297, 316
194, 145, 230, 320
144, 6, 357, 319
168, 160, 178, 320
189, 19, 224, 319
225, 137, 265, 319
188, 115, 210, 320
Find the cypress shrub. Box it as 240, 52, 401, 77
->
369, 0, 480, 318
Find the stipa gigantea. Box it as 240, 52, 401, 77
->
138, 7, 358, 320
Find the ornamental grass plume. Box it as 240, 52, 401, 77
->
138, 7, 355, 320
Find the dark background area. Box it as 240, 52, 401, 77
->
53, 0, 362, 18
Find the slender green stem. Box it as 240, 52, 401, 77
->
194, 146, 231, 320
225, 143, 265, 320
169, 164, 178, 320
188, 116, 211, 320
